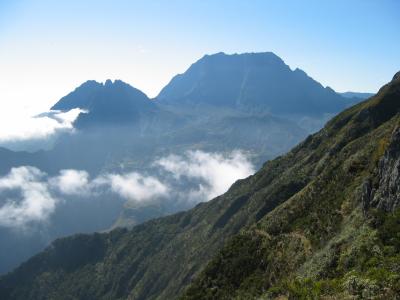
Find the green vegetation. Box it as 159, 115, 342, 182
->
182, 75, 400, 299
1, 75, 400, 299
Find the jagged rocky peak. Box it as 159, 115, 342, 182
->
103, 79, 132, 88
51, 79, 150, 112
199, 51, 286, 66
49, 79, 156, 128
1, 73, 400, 300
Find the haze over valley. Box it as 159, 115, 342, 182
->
0, 51, 368, 273
0, 1, 399, 299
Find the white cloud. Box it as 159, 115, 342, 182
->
156, 150, 254, 202
0, 167, 92, 229
0, 108, 83, 143
50, 169, 90, 195
0, 150, 254, 228
105, 172, 169, 202
0, 167, 57, 228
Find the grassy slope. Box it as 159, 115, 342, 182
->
1, 76, 399, 300
182, 76, 400, 299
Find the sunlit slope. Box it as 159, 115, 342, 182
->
1, 74, 398, 300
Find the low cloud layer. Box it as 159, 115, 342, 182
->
106, 173, 169, 202
0, 109, 83, 147
50, 169, 91, 196
156, 150, 255, 202
0, 150, 254, 229
0, 167, 56, 228
0, 168, 167, 229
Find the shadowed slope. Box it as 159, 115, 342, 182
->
1, 73, 399, 300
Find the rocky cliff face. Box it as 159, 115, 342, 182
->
1, 73, 399, 299
363, 127, 400, 212
182, 74, 400, 299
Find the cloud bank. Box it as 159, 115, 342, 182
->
0, 167, 56, 228
50, 169, 91, 196
0, 108, 83, 147
0, 150, 254, 229
156, 150, 255, 202
106, 173, 169, 202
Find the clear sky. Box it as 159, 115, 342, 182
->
0, 0, 399, 116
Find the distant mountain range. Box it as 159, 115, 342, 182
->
339, 91, 375, 100
1, 71, 398, 299
0, 52, 370, 275
46, 52, 367, 136
48, 52, 362, 132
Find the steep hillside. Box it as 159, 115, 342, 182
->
339, 91, 375, 110
0, 64, 308, 274
182, 73, 400, 299
1, 73, 399, 299
157, 52, 348, 116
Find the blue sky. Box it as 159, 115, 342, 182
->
0, 0, 399, 115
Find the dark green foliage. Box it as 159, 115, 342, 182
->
183, 233, 270, 300
1, 52, 356, 274
1, 74, 400, 299
212, 194, 249, 229
180, 75, 400, 299
377, 209, 400, 251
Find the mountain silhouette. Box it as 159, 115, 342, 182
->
52, 79, 158, 128
1, 72, 398, 299
157, 52, 348, 115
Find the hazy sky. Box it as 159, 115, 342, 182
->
0, 0, 399, 116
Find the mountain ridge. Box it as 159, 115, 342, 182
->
52, 79, 159, 128
156, 52, 349, 116
51, 79, 151, 111
0, 52, 375, 278
339, 91, 375, 100
0, 73, 398, 299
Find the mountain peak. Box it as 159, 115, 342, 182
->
81, 80, 102, 88
50, 79, 155, 128
157, 52, 346, 115
51, 79, 148, 112
198, 51, 285, 66
3, 75, 400, 300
